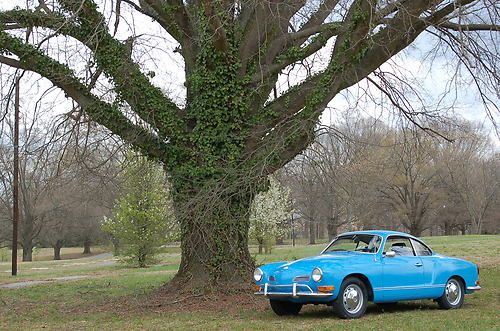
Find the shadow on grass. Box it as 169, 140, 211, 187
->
289, 301, 446, 319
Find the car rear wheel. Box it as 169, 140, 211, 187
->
269, 300, 303, 316
437, 277, 464, 309
333, 277, 368, 319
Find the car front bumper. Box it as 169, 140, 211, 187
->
466, 285, 481, 292
254, 283, 333, 298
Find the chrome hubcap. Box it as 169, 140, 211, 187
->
446, 279, 461, 305
343, 284, 363, 313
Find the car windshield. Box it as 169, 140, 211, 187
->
323, 234, 381, 254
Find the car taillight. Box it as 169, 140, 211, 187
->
477, 265, 480, 285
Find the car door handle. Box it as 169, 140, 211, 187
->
415, 262, 423, 267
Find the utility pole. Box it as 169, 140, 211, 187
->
12, 76, 20, 276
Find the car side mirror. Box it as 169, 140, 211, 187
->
384, 251, 396, 258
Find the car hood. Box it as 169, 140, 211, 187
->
287, 252, 349, 265
266, 252, 375, 282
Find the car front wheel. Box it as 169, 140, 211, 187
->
269, 300, 303, 316
437, 277, 464, 309
333, 277, 368, 319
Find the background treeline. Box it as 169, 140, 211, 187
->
0, 116, 121, 261
0, 114, 498, 261
282, 116, 499, 244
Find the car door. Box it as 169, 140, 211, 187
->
410, 238, 444, 298
380, 236, 426, 301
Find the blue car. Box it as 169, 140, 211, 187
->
254, 230, 480, 319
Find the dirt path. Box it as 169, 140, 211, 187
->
0, 275, 91, 289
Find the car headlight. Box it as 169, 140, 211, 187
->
254, 268, 263, 282
312, 267, 323, 282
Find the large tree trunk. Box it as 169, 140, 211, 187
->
170, 184, 254, 289
21, 214, 35, 262
471, 218, 482, 235
83, 237, 91, 254
406, 212, 425, 237
111, 238, 120, 255
53, 240, 64, 260
316, 222, 322, 240
138, 245, 147, 268
327, 216, 338, 241
53, 246, 61, 260
309, 219, 316, 245
408, 222, 423, 237
443, 220, 453, 236
257, 239, 263, 254
22, 243, 33, 262
458, 222, 467, 235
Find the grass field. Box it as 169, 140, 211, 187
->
0, 235, 498, 330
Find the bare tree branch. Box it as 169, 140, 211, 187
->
0, 32, 170, 160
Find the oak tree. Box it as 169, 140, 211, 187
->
0, 0, 498, 288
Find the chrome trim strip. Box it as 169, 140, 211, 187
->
374, 284, 445, 291
293, 275, 310, 282
466, 286, 481, 291
255, 282, 333, 298
263, 283, 314, 289
255, 291, 332, 297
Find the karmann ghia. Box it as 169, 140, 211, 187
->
254, 230, 480, 319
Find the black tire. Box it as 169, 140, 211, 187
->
333, 277, 368, 319
437, 277, 464, 309
269, 300, 303, 316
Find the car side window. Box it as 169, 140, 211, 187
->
411, 239, 432, 256
384, 237, 415, 256
368, 236, 382, 253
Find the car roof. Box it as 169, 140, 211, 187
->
338, 230, 419, 240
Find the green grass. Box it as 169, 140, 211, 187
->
0, 235, 499, 330
0, 246, 108, 262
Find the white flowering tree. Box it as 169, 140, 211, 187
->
250, 177, 292, 254
102, 154, 177, 267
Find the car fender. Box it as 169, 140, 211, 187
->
430, 255, 478, 290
